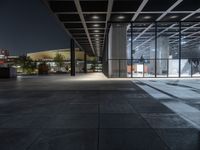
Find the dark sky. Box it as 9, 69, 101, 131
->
0, 0, 71, 56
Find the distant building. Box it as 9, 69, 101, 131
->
27, 49, 96, 73
0, 49, 9, 57
27, 48, 95, 61
0, 49, 18, 67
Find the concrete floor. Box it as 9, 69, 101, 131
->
0, 73, 199, 150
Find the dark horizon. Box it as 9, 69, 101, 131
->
0, 0, 71, 56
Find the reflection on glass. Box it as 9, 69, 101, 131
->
168, 59, 179, 77
191, 59, 200, 77
181, 59, 191, 77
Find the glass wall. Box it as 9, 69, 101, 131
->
107, 21, 200, 78
156, 22, 179, 77
181, 22, 200, 77
132, 23, 155, 77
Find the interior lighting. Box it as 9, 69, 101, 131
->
143, 16, 151, 19
92, 15, 99, 19
117, 15, 125, 19
93, 24, 100, 27
170, 15, 178, 19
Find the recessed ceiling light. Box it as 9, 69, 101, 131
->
94, 30, 99, 33
170, 15, 178, 19
117, 15, 125, 19
93, 24, 100, 27
92, 15, 99, 19
95, 35, 99, 37
181, 41, 186, 45
143, 16, 151, 19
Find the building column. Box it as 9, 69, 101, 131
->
70, 39, 75, 76
84, 51, 87, 73
157, 36, 169, 75
108, 24, 127, 77
150, 36, 169, 75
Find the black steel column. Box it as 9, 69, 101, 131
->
179, 22, 182, 78
131, 23, 133, 78
70, 39, 75, 76
167, 59, 169, 77
155, 22, 157, 78
84, 51, 87, 73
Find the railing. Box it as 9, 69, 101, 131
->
108, 58, 200, 78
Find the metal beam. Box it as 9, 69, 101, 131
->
74, 0, 96, 55
132, 0, 184, 42
156, 0, 183, 21
133, 2, 200, 50
40, 0, 84, 52
70, 39, 76, 76
131, 0, 149, 21
102, 0, 114, 57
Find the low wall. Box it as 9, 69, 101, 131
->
0, 67, 17, 78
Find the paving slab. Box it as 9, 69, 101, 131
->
0, 74, 199, 150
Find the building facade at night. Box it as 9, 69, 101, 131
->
42, 0, 200, 78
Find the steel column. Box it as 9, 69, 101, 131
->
131, 23, 133, 78
155, 22, 157, 77
179, 22, 182, 78
84, 51, 87, 73
70, 39, 75, 76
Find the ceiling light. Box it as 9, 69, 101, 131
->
92, 15, 99, 19
117, 15, 125, 19
181, 41, 186, 45
95, 34, 99, 37
93, 24, 100, 27
143, 16, 151, 19
170, 15, 178, 19
94, 30, 99, 33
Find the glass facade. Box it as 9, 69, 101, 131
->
107, 21, 200, 78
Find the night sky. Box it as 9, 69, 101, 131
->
0, 0, 71, 56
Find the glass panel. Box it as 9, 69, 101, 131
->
108, 59, 120, 77
127, 59, 132, 77
157, 22, 179, 77
181, 59, 191, 77
144, 59, 155, 77
132, 59, 143, 77
119, 59, 128, 78
192, 58, 200, 77
168, 59, 179, 77
127, 23, 132, 78
156, 59, 168, 77
132, 23, 155, 77
181, 22, 200, 77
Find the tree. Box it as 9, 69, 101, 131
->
54, 53, 65, 71
91, 58, 97, 72
15, 56, 36, 74
38, 62, 49, 75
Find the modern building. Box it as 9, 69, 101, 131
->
0, 49, 19, 67
27, 48, 101, 73
1, 1, 200, 150
41, 0, 200, 78
27, 48, 94, 61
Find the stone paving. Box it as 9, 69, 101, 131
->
0, 73, 199, 150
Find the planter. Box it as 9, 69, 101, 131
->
0, 67, 17, 78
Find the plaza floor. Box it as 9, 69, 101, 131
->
0, 73, 199, 150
